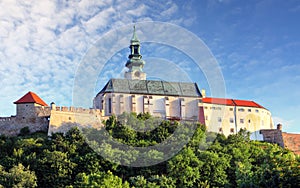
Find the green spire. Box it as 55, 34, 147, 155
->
125, 25, 145, 72
131, 25, 140, 44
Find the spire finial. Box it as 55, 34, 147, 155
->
131, 25, 139, 42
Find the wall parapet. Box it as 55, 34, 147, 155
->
52, 106, 101, 114
0, 116, 15, 122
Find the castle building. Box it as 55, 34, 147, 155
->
93, 27, 274, 136
0, 27, 274, 137
0, 91, 50, 135
94, 27, 203, 122
202, 97, 273, 136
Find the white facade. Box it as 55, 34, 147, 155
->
202, 98, 274, 136
94, 92, 201, 121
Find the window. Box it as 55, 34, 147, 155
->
248, 109, 251, 112
240, 119, 244, 123
205, 116, 208, 120
256, 109, 259, 113
219, 128, 222, 132
204, 106, 208, 109
218, 117, 222, 122
108, 98, 112, 114
229, 108, 233, 111
248, 119, 251, 123
230, 128, 234, 133
238, 108, 245, 112
230, 118, 234, 123
134, 46, 138, 54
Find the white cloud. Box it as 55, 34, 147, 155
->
0, 0, 196, 116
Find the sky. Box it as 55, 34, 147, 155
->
0, 0, 299, 133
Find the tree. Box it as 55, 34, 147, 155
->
167, 147, 202, 187
74, 171, 129, 188
37, 150, 77, 187
0, 163, 37, 187
197, 151, 230, 187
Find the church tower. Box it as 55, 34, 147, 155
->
124, 26, 146, 80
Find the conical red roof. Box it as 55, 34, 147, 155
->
14, 91, 48, 106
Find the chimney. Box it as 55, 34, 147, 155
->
50, 102, 56, 110
277, 123, 282, 131
201, 89, 206, 98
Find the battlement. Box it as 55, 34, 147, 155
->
47, 105, 104, 135
0, 116, 15, 122
52, 106, 102, 114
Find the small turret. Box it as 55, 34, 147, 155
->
50, 102, 56, 110
277, 123, 282, 131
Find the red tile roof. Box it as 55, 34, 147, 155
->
233, 99, 264, 108
202, 98, 235, 106
14, 91, 48, 106
202, 97, 265, 109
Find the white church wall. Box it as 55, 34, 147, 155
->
136, 95, 144, 114
169, 97, 180, 118
152, 97, 166, 118
185, 98, 199, 120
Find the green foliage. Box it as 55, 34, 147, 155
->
168, 147, 203, 187
0, 163, 37, 187
74, 171, 129, 188
0, 114, 299, 187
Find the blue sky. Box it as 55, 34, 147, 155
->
0, 0, 299, 133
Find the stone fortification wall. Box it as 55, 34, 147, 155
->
0, 106, 50, 136
48, 106, 104, 135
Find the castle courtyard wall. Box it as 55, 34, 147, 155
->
0, 104, 51, 136
48, 106, 104, 135
0, 116, 49, 136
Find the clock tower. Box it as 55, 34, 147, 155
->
125, 26, 146, 80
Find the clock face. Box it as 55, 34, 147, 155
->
134, 71, 140, 77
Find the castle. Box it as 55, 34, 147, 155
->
0, 27, 274, 137
0, 91, 103, 136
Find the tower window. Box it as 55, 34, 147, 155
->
108, 98, 112, 114
134, 46, 138, 54
230, 118, 234, 123
240, 119, 244, 123
218, 117, 222, 122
